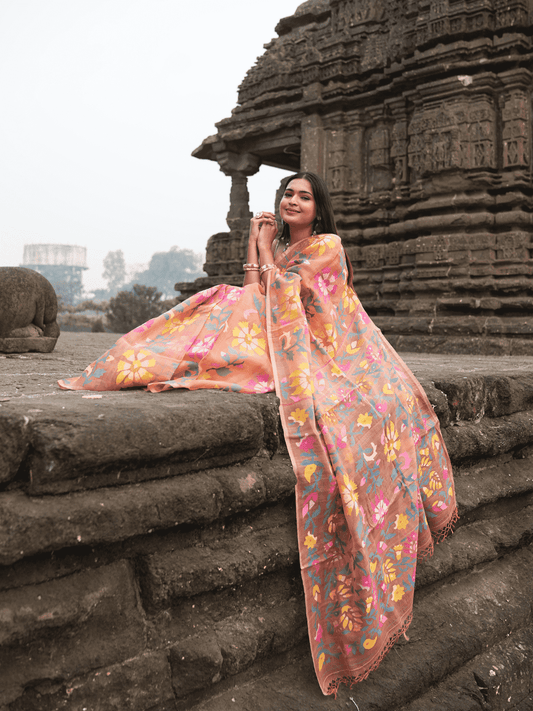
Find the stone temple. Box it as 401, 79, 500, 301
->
185, 0, 533, 355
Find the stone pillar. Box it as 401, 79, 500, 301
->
301, 113, 326, 177
217, 151, 261, 269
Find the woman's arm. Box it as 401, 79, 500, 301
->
243, 212, 278, 286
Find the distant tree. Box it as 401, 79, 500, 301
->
105, 284, 165, 333
128, 247, 204, 298
102, 250, 126, 294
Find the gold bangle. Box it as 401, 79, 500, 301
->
243, 264, 260, 272
259, 263, 275, 275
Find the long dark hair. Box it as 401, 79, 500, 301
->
277, 171, 353, 283
278, 171, 337, 243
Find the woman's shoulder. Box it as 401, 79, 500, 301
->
307, 233, 343, 253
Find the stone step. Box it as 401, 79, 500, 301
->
399, 625, 533, 711
186, 544, 533, 711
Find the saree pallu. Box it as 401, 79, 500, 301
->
59, 234, 457, 695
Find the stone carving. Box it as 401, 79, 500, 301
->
0, 267, 60, 352
190, 0, 533, 352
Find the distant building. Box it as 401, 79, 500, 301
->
22, 244, 87, 305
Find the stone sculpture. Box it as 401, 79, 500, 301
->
188, 0, 533, 355
0, 267, 60, 352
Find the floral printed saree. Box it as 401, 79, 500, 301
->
59, 234, 457, 695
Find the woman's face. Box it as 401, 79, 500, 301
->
280, 178, 317, 233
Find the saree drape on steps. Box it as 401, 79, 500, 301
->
59, 233, 457, 696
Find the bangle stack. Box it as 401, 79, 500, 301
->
243, 263, 260, 272
259, 263, 276, 275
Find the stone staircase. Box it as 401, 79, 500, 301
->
0, 337, 532, 710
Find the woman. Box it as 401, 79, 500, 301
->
59, 172, 457, 696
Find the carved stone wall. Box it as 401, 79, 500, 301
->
191, 0, 533, 353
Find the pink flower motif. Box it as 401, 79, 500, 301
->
365, 344, 382, 364
376, 402, 387, 413
247, 373, 274, 393
133, 319, 155, 333
315, 624, 323, 643
315, 268, 338, 298
298, 435, 316, 452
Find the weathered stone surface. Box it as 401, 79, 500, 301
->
416, 504, 533, 588
0, 561, 145, 705
401, 625, 533, 711
443, 411, 533, 462
453, 454, 533, 515
0, 389, 278, 491
140, 504, 298, 607
0, 472, 219, 566
191, 545, 533, 710
0, 337, 58, 354
168, 598, 306, 700
7, 651, 175, 711
0, 268, 59, 347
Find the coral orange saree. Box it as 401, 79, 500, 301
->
59, 234, 457, 695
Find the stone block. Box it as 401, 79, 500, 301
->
402, 625, 533, 711
140, 511, 298, 607
0, 561, 145, 705
168, 598, 306, 699
442, 411, 533, 462
0, 390, 273, 490
0, 337, 58, 354
169, 634, 224, 697
453, 454, 533, 515
0, 472, 223, 566
6, 651, 175, 711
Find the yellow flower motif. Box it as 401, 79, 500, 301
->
431, 433, 441, 452
392, 584, 405, 602
289, 363, 314, 397
340, 604, 362, 632
116, 349, 156, 386
428, 470, 443, 491
363, 636, 377, 650
304, 533, 317, 549
383, 382, 393, 395
383, 420, 401, 462
358, 412, 373, 428
304, 464, 317, 483
340, 474, 359, 516
279, 285, 300, 322
365, 596, 373, 614
316, 323, 337, 357
162, 313, 199, 336
232, 321, 266, 356
312, 584, 320, 601
320, 409, 338, 428
419, 447, 431, 470
393, 544, 404, 560
308, 234, 337, 257
355, 373, 371, 393
289, 408, 308, 426
342, 286, 359, 313
383, 558, 397, 584
318, 652, 326, 671
395, 513, 409, 531
346, 339, 361, 355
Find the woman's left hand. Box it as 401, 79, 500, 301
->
253, 211, 278, 250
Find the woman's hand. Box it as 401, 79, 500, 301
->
253, 211, 278, 251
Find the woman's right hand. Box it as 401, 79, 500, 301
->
249, 211, 276, 245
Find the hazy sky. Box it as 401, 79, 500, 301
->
0, 0, 298, 291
